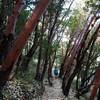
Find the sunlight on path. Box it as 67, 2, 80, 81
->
42, 78, 65, 100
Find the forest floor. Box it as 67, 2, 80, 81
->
42, 78, 65, 100
40, 78, 89, 100
2, 78, 88, 100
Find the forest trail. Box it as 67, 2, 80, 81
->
42, 78, 65, 100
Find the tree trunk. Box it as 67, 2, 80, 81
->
0, 0, 7, 33
35, 45, 43, 80
40, 48, 49, 81
0, 0, 25, 65
21, 41, 39, 71
63, 69, 78, 96
35, 13, 46, 80
89, 85, 98, 100
62, 12, 97, 97
0, 0, 51, 94
48, 61, 53, 86
89, 68, 100, 100
59, 38, 72, 78
48, 52, 56, 86
97, 88, 100, 100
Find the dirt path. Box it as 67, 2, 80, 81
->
42, 78, 65, 100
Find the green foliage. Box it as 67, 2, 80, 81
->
61, 9, 84, 35
52, 41, 60, 51
8, 1, 99, 99
93, 44, 100, 52
16, 10, 30, 34
85, 0, 100, 10
7, 0, 15, 16
67, 16, 79, 32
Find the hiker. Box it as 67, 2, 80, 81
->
52, 67, 60, 78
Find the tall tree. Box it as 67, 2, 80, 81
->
0, 0, 51, 98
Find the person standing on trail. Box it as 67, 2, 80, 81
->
52, 67, 60, 78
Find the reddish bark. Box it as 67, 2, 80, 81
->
62, 12, 99, 96
0, 0, 25, 64
63, 14, 95, 78
0, 0, 51, 79
4, 0, 26, 36
89, 68, 100, 100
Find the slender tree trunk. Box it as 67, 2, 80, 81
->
20, 25, 40, 71
0, 0, 9, 64
89, 68, 100, 100
35, 45, 43, 80
63, 68, 78, 96
97, 88, 100, 100
89, 85, 98, 100
40, 47, 49, 81
35, 13, 46, 80
48, 63, 52, 86
39, 0, 65, 81
48, 51, 56, 86
62, 12, 97, 97
65, 24, 99, 97
59, 38, 73, 78
22, 43, 39, 70
0, 0, 7, 34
